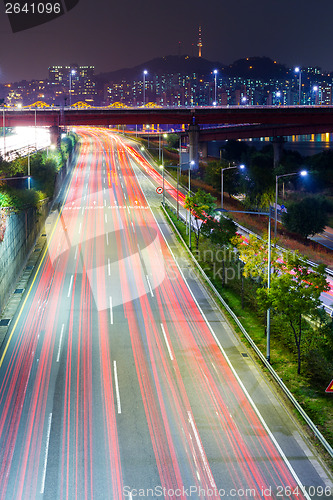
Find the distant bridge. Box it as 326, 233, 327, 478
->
2, 106, 333, 132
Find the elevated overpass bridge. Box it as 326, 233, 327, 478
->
2, 105, 333, 164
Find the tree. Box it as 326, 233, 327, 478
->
244, 152, 275, 209
166, 133, 179, 149
282, 197, 328, 238
201, 215, 237, 246
204, 161, 243, 196
257, 253, 329, 374
222, 139, 250, 163
232, 233, 280, 283
184, 189, 216, 250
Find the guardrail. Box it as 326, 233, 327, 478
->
1, 144, 40, 162
162, 202, 333, 459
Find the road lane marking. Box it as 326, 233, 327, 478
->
78, 222, 82, 234
146, 275, 154, 297
105, 214, 108, 223
188, 410, 216, 488
109, 296, 113, 324
56, 323, 65, 362
81, 207, 84, 215
131, 221, 135, 233
40, 412, 53, 494
113, 360, 121, 414
106, 232, 109, 246
67, 275, 74, 298
161, 324, 173, 361
108, 258, 111, 276
74, 245, 78, 260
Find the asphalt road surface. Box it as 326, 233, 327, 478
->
0, 128, 332, 500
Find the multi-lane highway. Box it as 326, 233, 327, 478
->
0, 127, 332, 499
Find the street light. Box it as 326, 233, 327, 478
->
274, 170, 307, 238
213, 69, 218, 105
2, 107, 6, 160
188, 160, 195, 251
143, 70, 148, 105
161, 164, 165, 206
294, 67, 302, 105
27, 149, 31, 190
47, 144, 56, 156
313, 85, 319, 105
217, 206, 272, 362
221, 164, 245, 209
69, 69, 76, 106
159, 132, 167, 162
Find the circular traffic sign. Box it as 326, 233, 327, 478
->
156, 186, 163, 194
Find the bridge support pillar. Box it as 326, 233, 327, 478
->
50, 125, 61, 148
199, 141, 208, 159
188, 124, 200, 170
272, 136, 284, 168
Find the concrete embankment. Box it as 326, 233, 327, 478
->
0, 153, 72, 316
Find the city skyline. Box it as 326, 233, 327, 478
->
1, 0, 333, 83
3, 55, 332, 108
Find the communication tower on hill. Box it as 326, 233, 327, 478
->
198, 26, 202, 57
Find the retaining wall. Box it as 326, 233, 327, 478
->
0, 159, 69, 315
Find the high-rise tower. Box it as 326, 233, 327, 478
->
197, 26, 202, 58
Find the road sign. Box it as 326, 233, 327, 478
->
156, 187, 163, 194
325, 380, 333, 393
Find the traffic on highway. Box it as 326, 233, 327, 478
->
0, 128, 331, 499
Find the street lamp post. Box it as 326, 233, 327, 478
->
221, 164, 245, 209
143, 70, 148, 105
217, 207, 272, 362
27, 150, 31, 190
2, 107, 5, 160
69, 69, 76, 106
159, 133, 161, 162
213, 69, 218, 105
274, 170, 307, 239
162, 164, 165, 206
34, 108, 37, 149
159, 132, 167, 162
188, 160, 195, 251
275, 91, 282, 105
177, 136, 182, 218
267, 209, 272, 362
313, 85, 319, 105
295, 67, 302, 105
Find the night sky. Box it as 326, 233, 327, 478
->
1, 0, 333, 83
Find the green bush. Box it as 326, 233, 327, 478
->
0, 186, 40, 210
